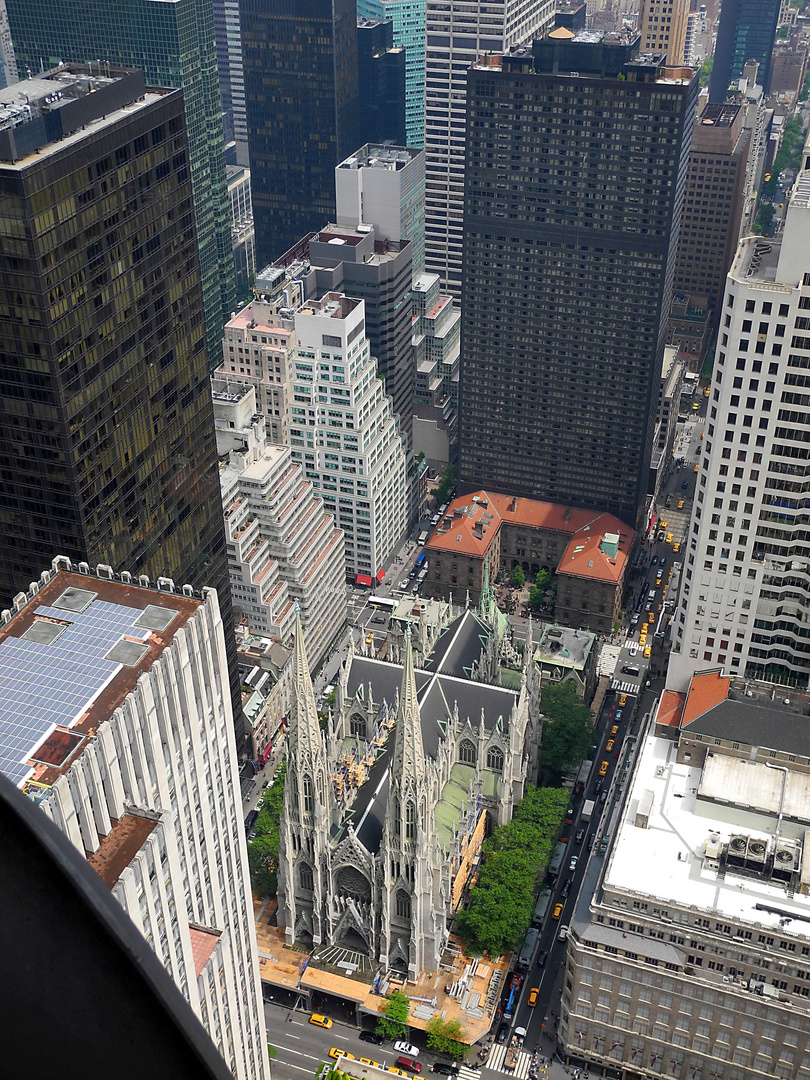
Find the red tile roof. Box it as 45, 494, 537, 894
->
426, 490, 633, 584
189, 925, 220, 977
682, 669, 731, 727
656, 689, 686, 730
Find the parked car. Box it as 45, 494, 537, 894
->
396, 1057, 422, 1073
432, 1065, 458, 1075
496, 1022, 510, 1044
360, 1032, 384, 1045
394, 1043, 421, 1058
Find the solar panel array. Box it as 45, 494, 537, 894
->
0, 599, 151, 788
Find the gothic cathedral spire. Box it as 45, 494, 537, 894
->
391, 627, 425, 781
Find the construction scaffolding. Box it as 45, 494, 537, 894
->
331, 699, 397, 813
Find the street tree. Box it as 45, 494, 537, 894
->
247, 762, 286, 896
426, 1017, 469, 1060
376, 989, 410, 1040
511, 565, 525, 588
539, 682, 594, 783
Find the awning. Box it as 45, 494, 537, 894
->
375, 568, 385, 583
356, 574, 373, 587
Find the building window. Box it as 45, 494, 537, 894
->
351, 714, 365, 737
405, 801, 416, 840
459, 739, 476, 765
396, 889, 411, 920
303, 773, 313, 814
487, 746, 504, 772
299, 863, 314, 891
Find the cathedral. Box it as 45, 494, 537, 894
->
277, 589, 542, 980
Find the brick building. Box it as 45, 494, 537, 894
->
425, 492, 633, 634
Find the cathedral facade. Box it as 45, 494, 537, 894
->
277, 593, 542, 980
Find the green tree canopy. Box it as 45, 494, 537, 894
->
763, 115, 806, 197
698, 57, 713, 87
376, 989, 410, 1040
511, 565, 525, 588
426, 1016, 469, 1060
529, 570, 551, 610
454, 786, 568, 956
539, 681, 594, 784
435, 463, 457, 505
247, 762, 286, 896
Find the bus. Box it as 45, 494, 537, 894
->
517, 927, 539, 970
369, 595, 398, 610
418, 531, 429, 546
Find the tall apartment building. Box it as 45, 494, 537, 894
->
357, 18, 407, 146
357, 0, 426, 147
638, 0, 689, 64
709, 0, 781, 101
214, 380, 346, 668
668, 174, 810, 692
6, 0, 235, 370
214, 0, 249, 164
336, 143, 426, 279
292, 293, 408, 579
0, 562, 270, 1080
683, 4, 709, 67
220, 298, 298, 445
0, 68, 236, 687
257, 221, 415, 446
240, 0, 359, 266
460, 33, 697, 532
561, 669, 810, 1080
412, 272, 461, 469
423, 0, 556, 297
672, 103, 749, 332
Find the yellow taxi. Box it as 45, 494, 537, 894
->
673, 542, 681, 553
366, 634, 373, 644
694, 463, 699, 473
599, 760, 609, 776
639, 634, 647, 647
655, 575, 663, 587
329, 1049, 356, 1060
704, 387, 711, 397
528, 987, 540, 1007
358, 1060, 378, 1068
606, 739, 615, 752
677, 499, 685, 509
692, 402, 700, 411
619, 693, 627, 706
660, 520, 669, 530
611, 724, 619, 736
665, 533, 674, 544
648, 611, 655, 623
644, 645, 652, 658
311, 1014, 333, 1029
553, 902, 564, 920
641, 622, 648, 634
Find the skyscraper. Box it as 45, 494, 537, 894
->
6, 0, 235, 370
709, 0, 781, 101
668, 170, 810, 691
357, 17, 406, 146
0, 561, 270, 1080
672, 103, 750, 333
357, 0, 425, 147
638, 0, 689, 65
0, 66, 240, 733
240, 0, 359, 266
460, 32, 697, 532
424, 0, 556, 297
214, 0, 250, 164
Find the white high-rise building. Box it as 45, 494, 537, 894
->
423, 0, 556, 296
0, 559, 270, 1080
291, 292, 408, 580
668, 167, 810, 691
213, 379, 346, 668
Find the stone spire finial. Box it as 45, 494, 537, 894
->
289, 600, 323, 759
392, 626, 425, 779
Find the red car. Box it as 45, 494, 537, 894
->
396, 1057, 422, 1073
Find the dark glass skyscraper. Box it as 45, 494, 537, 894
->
240, 0, 360, 266
460, 33, 697, 532
709, 0, 780, 101
0, 66, 242, 738
357, 18, 406, 146
6, 0, 236, 370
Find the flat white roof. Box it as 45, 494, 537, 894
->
700, 753, 810, 824
605, 734, 810, 936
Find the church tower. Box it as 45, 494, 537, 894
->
379, 630, 444, 977
277, 604, 333, 946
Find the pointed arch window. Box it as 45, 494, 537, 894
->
299, 863, 314, 891
350, 713, 365, 737
459, 738, 476, 765
396, 889, 411, 919
405, 800, 415, 840
303, 773, 313, 813
486, 746, 504, 772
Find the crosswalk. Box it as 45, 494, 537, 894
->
609, 679, 638, 695
478, 1043, 536, 1078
